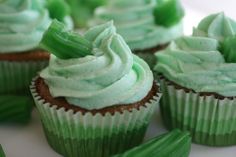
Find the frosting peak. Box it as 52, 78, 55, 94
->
91, 0, 183, 50
40, 21, 153, 110
193, 12, 236, 42
0, 0, 51, 53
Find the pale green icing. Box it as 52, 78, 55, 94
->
40, 22, 153, 110
91, 0, 183, 50
155, 36, 236, 97
0, 0, 51, 53
193, 12, 236, 42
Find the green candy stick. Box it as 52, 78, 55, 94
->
113, 129, 191, 157
221, 36, 236, 63
0, 145, 5, 157
66, 0, 107, 27
46, 0, 71, 21
154, 0, 185, 27
40, 20, 93, 59
0, 95, 33, 124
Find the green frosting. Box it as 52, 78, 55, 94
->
91, 0, 183, 50
40, 21, 153, 110
0, 0, 51, 53
155, 35, 236, 97
193, 12, 236, 42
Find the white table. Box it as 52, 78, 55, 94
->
1, 1, 236, 156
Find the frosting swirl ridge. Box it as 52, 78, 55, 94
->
0, 0, 51, 53
193, 12, 236, 42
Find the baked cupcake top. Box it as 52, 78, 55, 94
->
90, 0, 184, 50
40, 20, 153, 110
0, 0, 51, 53
155, 13, 236, 97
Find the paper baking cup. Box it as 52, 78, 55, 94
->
30, 79, 161, 157
0, 60, 48, 94
159, 77, 236, 146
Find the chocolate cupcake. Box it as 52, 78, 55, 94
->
0, 0, 51, 95
31, 20, 161, 157
90, 0, 184, 68
154, 13, 236, 146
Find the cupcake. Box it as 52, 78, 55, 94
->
154, 13, 236, 146
90, 0, 184, 68
31, 20, 161, 157
0, 0, 51, 95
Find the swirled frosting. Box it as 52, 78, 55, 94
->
154, 36, 236, 96
193, 12, 236, 42
91, 0, 183, 50
0, 0, 51, 53
40, 22, 153, 110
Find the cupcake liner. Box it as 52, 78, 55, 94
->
0, 60, 48, 94
159, 77, 236, 146
30, 78, 161, 157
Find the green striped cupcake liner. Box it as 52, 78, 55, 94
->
30, 80, 161, 157
159, 77, 236, 146
0, 60, 48, 94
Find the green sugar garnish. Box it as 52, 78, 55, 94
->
154, 0, 185, 27
0, 95, 33, 124
221, 36, 236, 63
40, 20, 93, 59
46, 0, 70, 21
0, 145, 5, 157
113, 129, 191, 157
66, 0, 107, 27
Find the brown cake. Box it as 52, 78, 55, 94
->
0, 50, 49, 61
35, 77, 159, 115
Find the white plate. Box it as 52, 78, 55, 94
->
1, 1, 236, 157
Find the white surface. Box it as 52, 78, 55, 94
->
1, 1, 236, 157
1, 109, 236, 157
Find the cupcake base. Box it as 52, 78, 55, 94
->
0, 50, 49, 94
134, 44, 168, 69
43, 125, 147, 157
159, 76, 236, 146
31, 77, 161, 157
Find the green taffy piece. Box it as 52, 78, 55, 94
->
47, 0, 70, 21
40, 20, 93, 59
221, 36, 236, 63
0, 95, 33, 124
66, 0, 106, 27
0, 145, 5, 157
113, 129, 191, 157
154, 0, 184, 27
